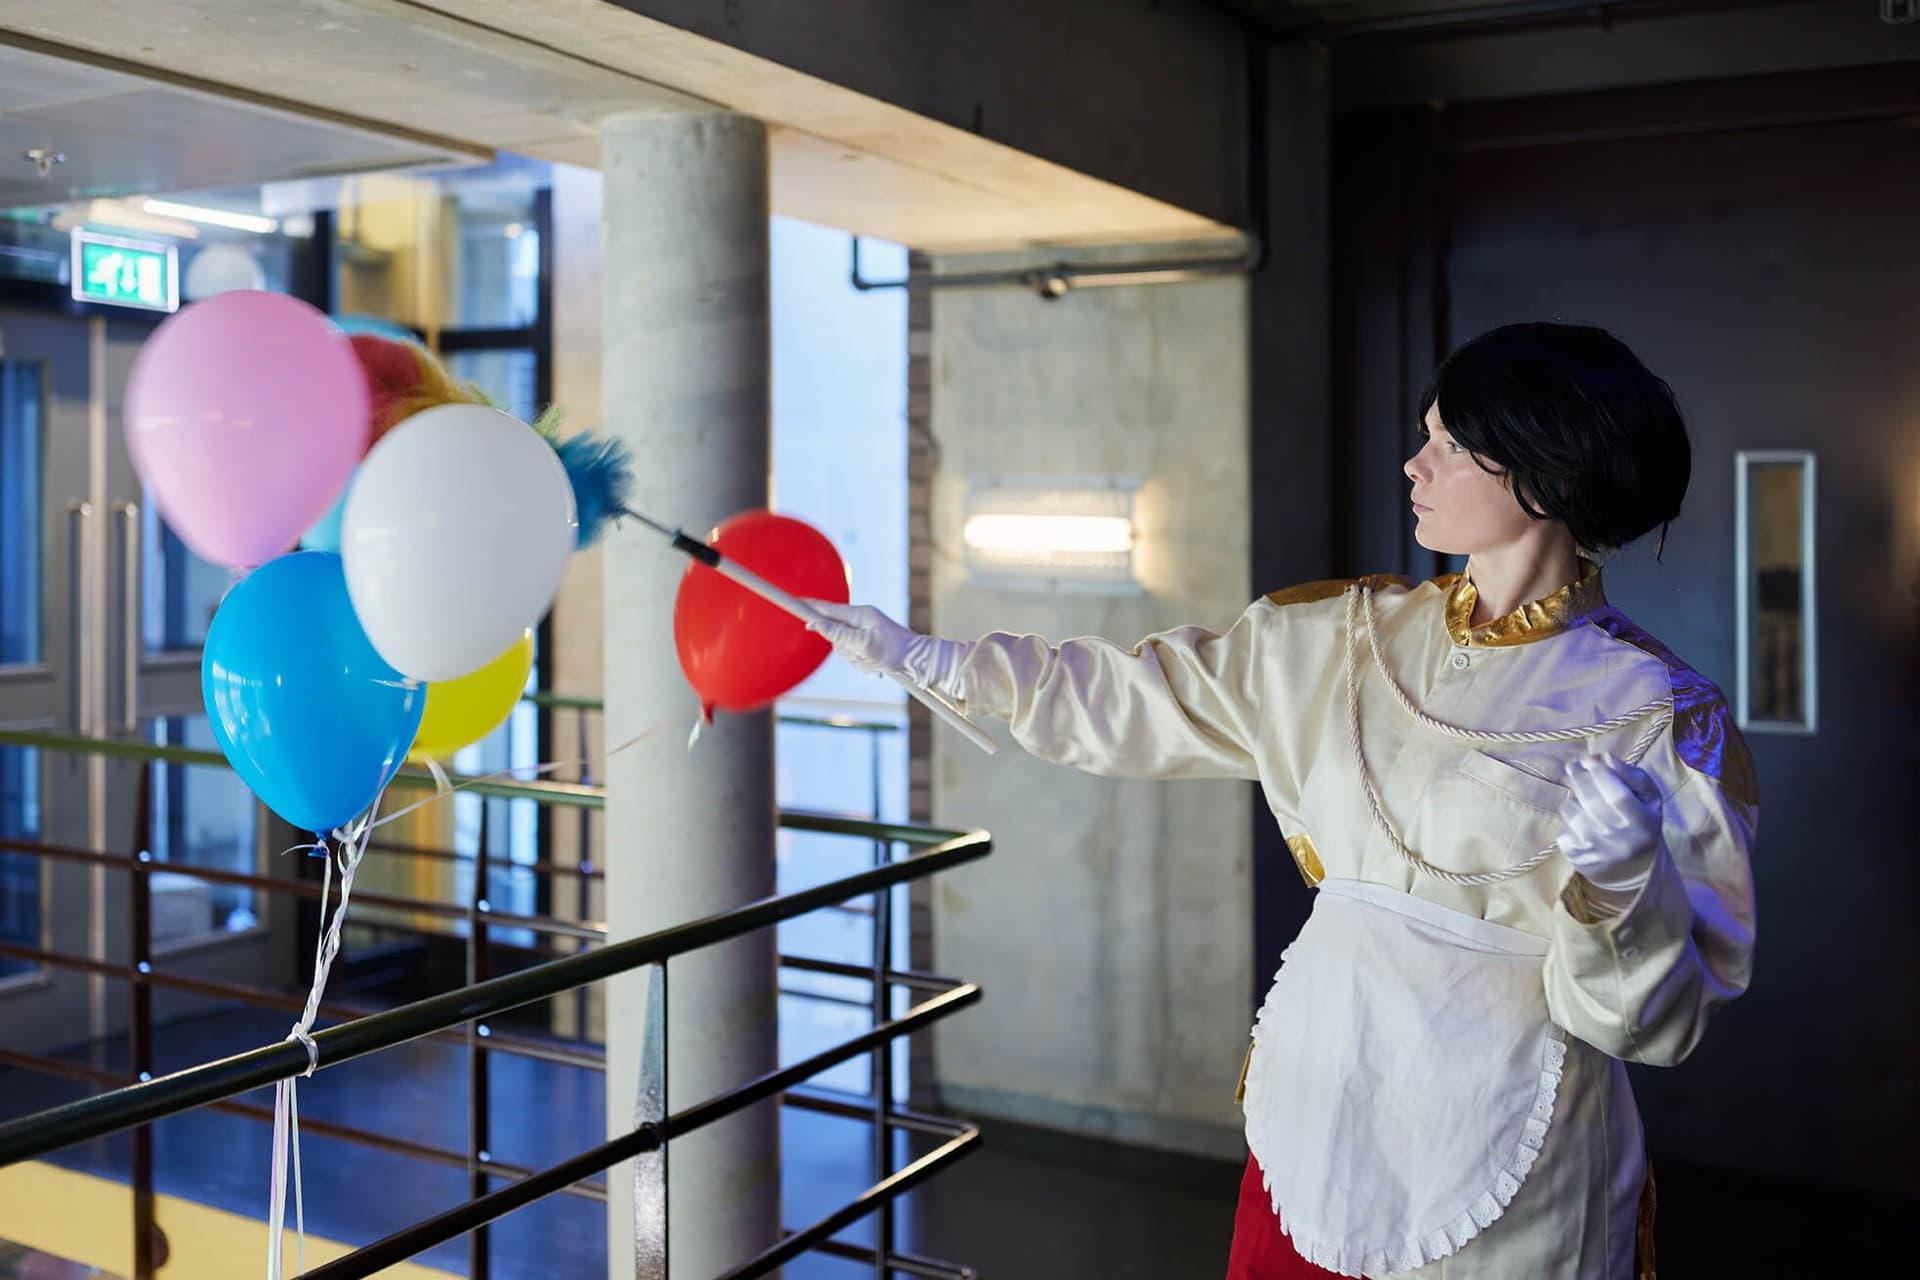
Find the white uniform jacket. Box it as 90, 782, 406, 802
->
949, 563, 1758, 1279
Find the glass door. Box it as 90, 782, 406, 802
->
97, 319, 289, 1032
0, 309, 290, 1058
0, 310, 102, 1052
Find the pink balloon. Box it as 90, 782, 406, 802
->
125, 291, 369, 568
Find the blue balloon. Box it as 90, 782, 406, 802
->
331, 313, 421, 343
202, 551, 424, 834
300, 469, 354, 553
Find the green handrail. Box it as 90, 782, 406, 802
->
524, 690, 902, 734
0, 726, 603, 808
0, 730, 936, 838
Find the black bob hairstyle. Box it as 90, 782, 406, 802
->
1418, 322, 1690, 557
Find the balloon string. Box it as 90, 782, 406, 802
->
368, 714, 678, 833
275, 833, 331, 861
268, 788, 380, 1280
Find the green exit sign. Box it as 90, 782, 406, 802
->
70, 230, 178, 312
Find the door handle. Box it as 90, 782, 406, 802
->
114, 500, 140, 735
65, 500, 92, 734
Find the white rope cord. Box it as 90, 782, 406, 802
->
1344, 584, 1673, 887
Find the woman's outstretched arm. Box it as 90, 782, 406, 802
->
808, 597, 1292, 782
808, 578, 1394, 791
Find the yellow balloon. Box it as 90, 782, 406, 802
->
408, 630, 534, 762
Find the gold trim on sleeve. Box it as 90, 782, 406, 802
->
1286, 833, 1325, 887
1267, 573, 1411, 609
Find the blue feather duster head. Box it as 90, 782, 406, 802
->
551, 431, 635, 548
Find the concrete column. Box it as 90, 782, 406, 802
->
600, 108, 779, 1280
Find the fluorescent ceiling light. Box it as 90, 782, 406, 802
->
142, 198, 278, 234
51, 200, 199, 239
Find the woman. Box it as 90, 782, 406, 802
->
807, 322, 1757, 1279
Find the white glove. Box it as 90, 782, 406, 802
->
1556, 750, 1666, 901
803, 600, 971, 699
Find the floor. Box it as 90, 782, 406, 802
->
2, 1004, 1912, 1277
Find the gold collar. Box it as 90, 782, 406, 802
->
1443, 558, 1607, 647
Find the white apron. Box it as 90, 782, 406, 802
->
1242, 879, 1568, 1278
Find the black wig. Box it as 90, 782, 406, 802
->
1418, 322, 1690, 556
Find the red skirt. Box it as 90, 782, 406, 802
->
1226, 1155, 1341, 1280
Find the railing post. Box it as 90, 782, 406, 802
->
468, 799, 494, 1280
867, 723, 895, 1278
576, 709, 594, 1040
129, 760, 163, 1278
633, 962, 668, 1280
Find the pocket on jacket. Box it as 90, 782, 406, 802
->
1406, 749, 1570, 876
1452, 748, 1571, 813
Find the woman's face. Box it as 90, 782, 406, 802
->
1404, 405, 1535, 555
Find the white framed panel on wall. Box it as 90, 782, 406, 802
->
1734, 450, 1817, 734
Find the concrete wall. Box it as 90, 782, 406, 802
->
547, 160, 609, 1040
927, 247, 1253, 1159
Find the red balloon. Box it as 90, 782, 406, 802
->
673, 511, 850, 716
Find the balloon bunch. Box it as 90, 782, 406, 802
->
125, 291, 586, 837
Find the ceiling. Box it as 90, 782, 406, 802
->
0, 38, 485, 213
0, 1, 1236, 252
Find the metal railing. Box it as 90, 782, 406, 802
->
0, 725, 984, 1280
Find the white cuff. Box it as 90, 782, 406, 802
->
902, 635, 971, 700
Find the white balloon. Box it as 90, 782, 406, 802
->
183, 243, 265, 299
342, 404, 577, 681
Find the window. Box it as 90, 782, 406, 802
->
1, 359, 43, 666
0, 745, 40, 980
142, 505, 228, 652
447, 349, 537, 423
1736, 451, 1817, 733
148, 716, 259, 944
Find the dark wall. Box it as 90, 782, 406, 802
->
614, 0, 1253, 227
1336, 0, 1920, 110
1247, 36, 1338, 997
1331, 62, 1920, 1197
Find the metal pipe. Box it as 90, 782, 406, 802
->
780, 1089, 969, 1139
129, 763, 158, 1279
716, 1130, 981, 1280
0, 727, 605, 808
468, 801, 493, 1280
868, 730, 895, 1280
367, 837, 604, 880
0, 830, 989, 1165
0, 1046, 606, 1202
0, 935, 942, 1067
64, 502, 91, 737
113, 502, 140, 734
808, 1237, 975, 1280
851, 235, 1261, 299
0, 834, 607, 940
0, 936, 602, 1071
522, 690, 907, 741
781, 954, 962, 995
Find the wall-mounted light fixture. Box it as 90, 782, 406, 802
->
962, 480, 1138, 591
